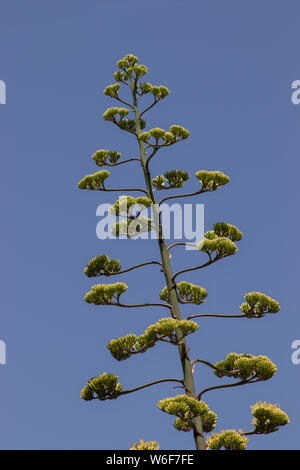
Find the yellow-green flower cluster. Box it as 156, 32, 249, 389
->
92, 149, 121, 167
160, 282, 208, 305
80, 373, 123, 401
108, 318, 199, 361
129, 440, 160, 450
78, 170, 110, 190
103, 107, 130, 121
240, 292, 280, 318
115, 54, 148, 79
198, 237, 238, 259
139, 82, 170, 100
152, 170, 190, 190
84, 254, 121, 277
139, 125, 189, 145
251, 402, 290, 433
205, 222, 243, 242
158, 395, 217, 433
207, 430, 248, 450
214, 353, 277, 381
84, 282, 128, 305
195, 170, 230, 191
103, 83, 121, 98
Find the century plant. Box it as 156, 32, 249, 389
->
78, 54, 289, 450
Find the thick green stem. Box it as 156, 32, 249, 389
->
131, 78, 206, 450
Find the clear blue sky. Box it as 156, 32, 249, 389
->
0, 0, 299, 450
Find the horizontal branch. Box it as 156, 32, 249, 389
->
97, 261, 162, 277
187, 313, 247, 320
121, 378, 184, 396
191, 359, 240, 378
172, 259, 217, 282
196, 378, 260, 400
101, 185, 148, 195
91, 378, 184, 401
110, 300, 174, 312
159, 188, 205, 205
103, 158, 140, 167
167, 242, 198, 251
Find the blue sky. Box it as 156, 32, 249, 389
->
0, 0, 299, 450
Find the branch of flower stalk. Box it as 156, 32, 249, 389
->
102, 158, 141, 167
172, 258, 219, 282
91, 378, 185, 400
101, 184, 148, 195
187, 313, 247, 320
96, 261, 163, 277
191, 359, 241, 378
196, 378, 261, 400
145, 147, 159, 169
109, 300, 174, 313
159, 188, 206, 205
167, 242, 198, 251
140, 98, 158, 117
114, 96, 134, 109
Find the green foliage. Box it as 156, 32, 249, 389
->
92, 149, 121, 166
214, 353, 277, 381
198, 237, 238, 259
84, 254, 121, 277
80, 373, 123, 401
85, 282, 128, 305
207, 430, 248, 450
251, 402, 290, 433
78, 170, 110, 190
195, 170, 230, 191
108, 318, 199, 361
240, 292, 280, 318
152, 170, 190, 190
158, 395, 217, 433
160, 282, 208, 305
130, 440, 160, 450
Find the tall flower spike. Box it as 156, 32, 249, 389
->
250, 402, 290, 433
158, 395, 217, 433
214, 353, 277, 381
207, 430, 248, 450
78, 170, 110, 190
84, 282, 128, 305
240, 292, 280, 318
80, 373, 123, 401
